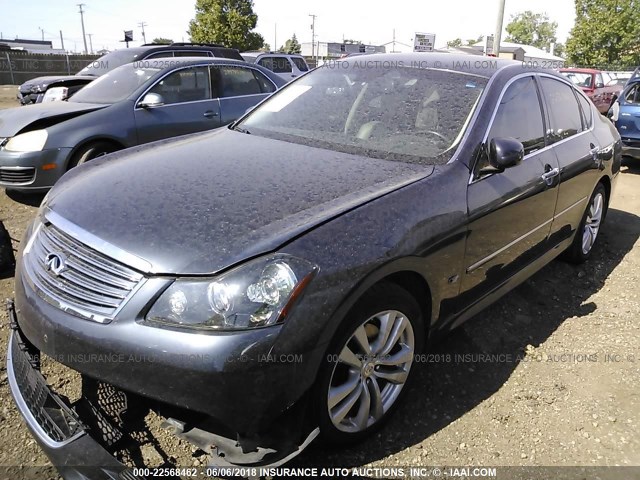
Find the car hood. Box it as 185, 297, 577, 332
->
0, 101, 107, 137
46, 129, 434, 275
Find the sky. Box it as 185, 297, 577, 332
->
0, 0, 577, 53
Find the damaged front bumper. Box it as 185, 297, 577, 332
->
6, 299, 319, 478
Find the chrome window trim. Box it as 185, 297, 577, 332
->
133, 62, 277, 111
7, 333, 86, 449
465, 195, 588, 273
468, 72, 596, 185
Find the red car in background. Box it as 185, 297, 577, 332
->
560, 68, 621, 114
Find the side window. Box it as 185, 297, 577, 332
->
252, 70, 277, 93
145, 51, 174, 59
265, 56, 293, 74
540, 77, 583, 144
257, 57, 274, 71
219, 66, 263, 97
487, 76, 545, 155
576, 91, 593, 129
595, 73, 604, 88
624, 84, 640, 105
148, 66, 211, 105
291, 57, 309, 72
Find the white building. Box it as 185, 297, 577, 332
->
301, 42, 386, 60
471, 40, 565, 65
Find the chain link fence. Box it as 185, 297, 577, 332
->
0, 51, 100, 85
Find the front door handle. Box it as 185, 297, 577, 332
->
541, 167, 560, 186
203, 110, 218, 118
589, 144, 600, 163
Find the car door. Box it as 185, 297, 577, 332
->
215, 65, 278, 125
538, 76, 603, 244
617, 83, 640, 144
461, 75, 560, 306
134, 65, 221, 144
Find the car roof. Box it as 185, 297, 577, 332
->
334, 52, 523, 79
560, 68, 599, 74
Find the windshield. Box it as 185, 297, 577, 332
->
70, 64, 160, 104
76, 49, 146, 76
237, 63, 487, 164
561, 71, 593, 88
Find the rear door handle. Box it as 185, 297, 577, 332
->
541, 167, 560, 186
589, 144, 600, 163
203, 110, 218, 118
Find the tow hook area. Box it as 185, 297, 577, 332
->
161, 418, 320, 468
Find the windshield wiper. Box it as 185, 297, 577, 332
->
232, 125, 251, 134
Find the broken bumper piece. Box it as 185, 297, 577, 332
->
6, 299, 319, 479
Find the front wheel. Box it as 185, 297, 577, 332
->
67, 141, 117, 170
314, 283, 424, 444
563, 183, 608, 263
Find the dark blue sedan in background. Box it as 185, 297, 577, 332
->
0, 58, 285, 191
610, 77, 640, 159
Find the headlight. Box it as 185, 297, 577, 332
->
146, 255, 318, 331
4, 130, 48, 152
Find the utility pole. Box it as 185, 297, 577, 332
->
59, 30, 65, 51
39, 27, 44, 41
78, 3, 88, 54
87, 33, 94, 53
139, 22, 147, 44
274, 23, 277, 52
494, 0, 506, 57
309, 14, 316, 65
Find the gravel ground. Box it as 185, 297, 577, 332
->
0, 85, 638, 479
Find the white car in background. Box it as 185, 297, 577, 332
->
241, 52, 310, 81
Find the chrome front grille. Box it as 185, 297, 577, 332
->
23, 221, 144, 322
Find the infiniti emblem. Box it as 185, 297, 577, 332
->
45, 253, 67, 276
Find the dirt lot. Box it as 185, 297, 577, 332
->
0, 85, 638, 478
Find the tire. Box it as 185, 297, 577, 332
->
67, 141, 117, 170
313, 283, 424, 445
563, 182, 608, 264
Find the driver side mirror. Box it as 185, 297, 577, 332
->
484, 137, 524, 172
138, 92, 165, 109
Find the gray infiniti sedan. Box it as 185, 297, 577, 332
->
0, 58, 285, 191
8, 53, 621, 476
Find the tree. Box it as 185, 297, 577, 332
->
505, 11, 558, 49
566, 0, 640, 67
260, 43, 271, 52
151, 37, 174, 44
279, 34, 301, 54
465, 35, 484, 46
553, 42, 565, 58
446, 38, 463, 48
188, 0, 265, 51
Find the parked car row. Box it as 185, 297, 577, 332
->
6, 52, 622, 478
17, 43, 244, 105
18, 44, 310, 105
1, 58, 286, 190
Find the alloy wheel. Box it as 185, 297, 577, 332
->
582, 192, 604, 255
327, 310, 415, 433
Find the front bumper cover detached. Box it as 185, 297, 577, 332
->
6, 299, 319, 479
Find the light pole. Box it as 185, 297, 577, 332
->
309, 14, 316, 65
78, 3, 88, 54
494, 0, 506, 57
87, 33, 94, 53
139, 22, 147, 44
